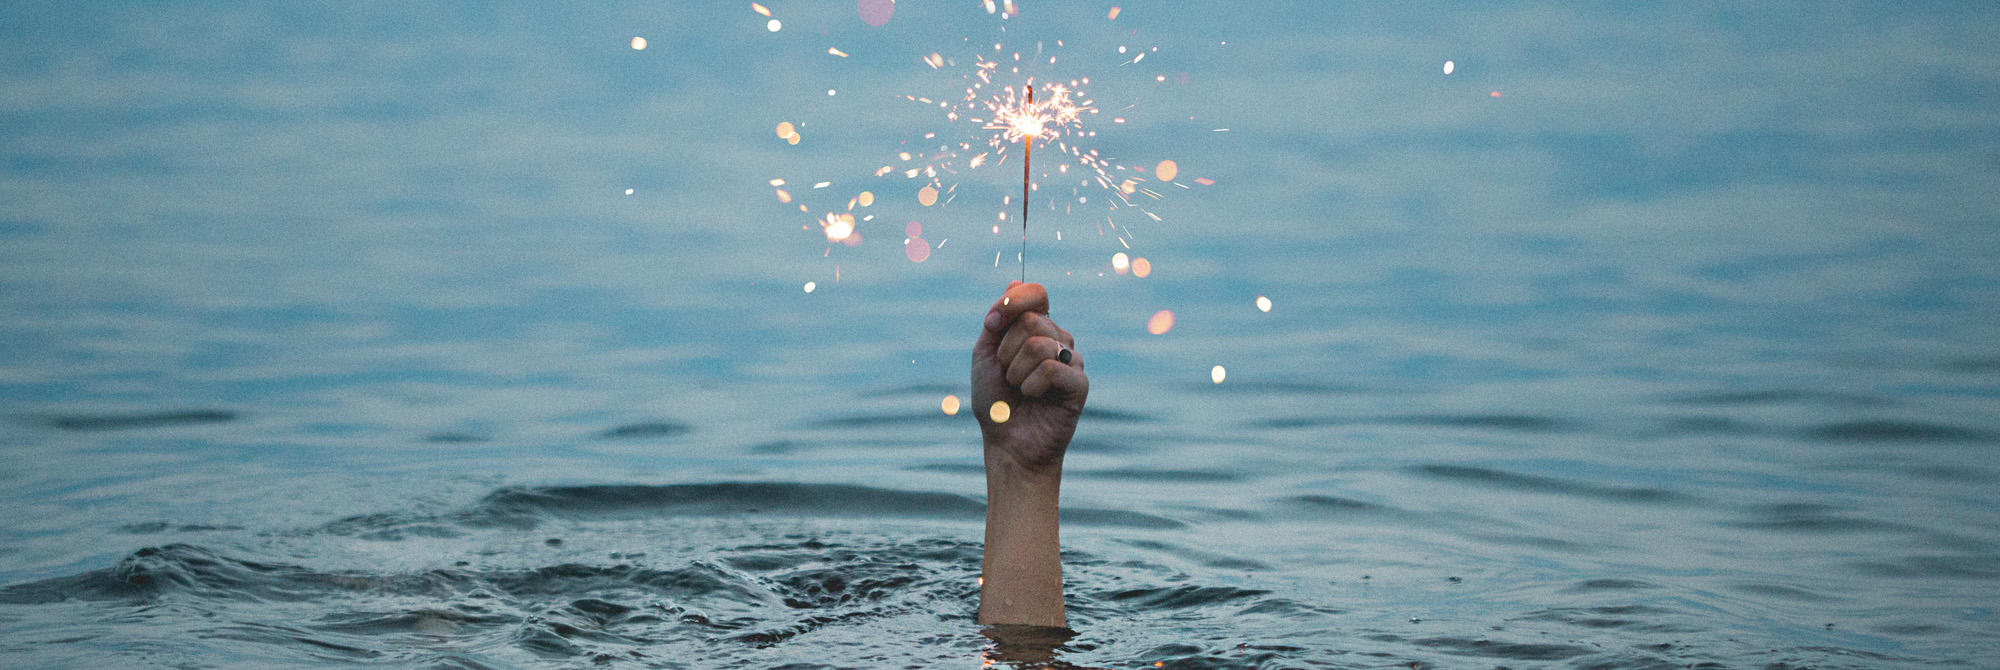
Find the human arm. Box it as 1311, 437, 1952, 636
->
971, 281, 1089, 627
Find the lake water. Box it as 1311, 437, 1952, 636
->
3, 2, 1998, 667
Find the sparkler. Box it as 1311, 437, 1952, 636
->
987, 81, 1086, 281
765, 7, 1215, 287
1020, 86, 1032, 281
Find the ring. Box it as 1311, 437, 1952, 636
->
1057, 347, 1073, 365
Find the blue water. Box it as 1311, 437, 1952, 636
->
3, 2, 1998, 667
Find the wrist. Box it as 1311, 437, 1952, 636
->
984, 445, 1064, 488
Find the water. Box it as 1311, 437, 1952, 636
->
3, 1, 1998, 667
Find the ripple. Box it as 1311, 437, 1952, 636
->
1560, 578, 1664, 592
1080, 407, 1156, 422
35, 409, 236, 431
1665, 389, 1889, 406
1408, 464, 1692, 503
805, 412, 965, 428
1729, 582, 1838, 602
469, 482, 986, 524
1800, 420, 1995, 443
1364, 633, 1598, 661
1251, 414, 1575, 432
1091, 585, 1268, 610
1722, 503, 1915, 533
596, 422, 691, 440
1073, 468, 1239, 482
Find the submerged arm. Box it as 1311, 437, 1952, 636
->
972, 281, 1088, 627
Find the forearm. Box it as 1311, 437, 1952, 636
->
979, 449, 1065, 627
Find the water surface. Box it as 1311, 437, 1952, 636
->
3, 1, 1998, 667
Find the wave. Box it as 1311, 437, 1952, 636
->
308, 482, 1186, 537
35, 409, 236, 431
1251, 414, 1575, 432
1407, 464, 1692, 503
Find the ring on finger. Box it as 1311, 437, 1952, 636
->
1057, 346, 1073, 365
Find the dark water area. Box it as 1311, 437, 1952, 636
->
4, 1, 2000, 667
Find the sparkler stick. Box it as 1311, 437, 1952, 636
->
1021, 85, 1032, 282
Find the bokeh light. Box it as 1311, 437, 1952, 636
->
631, 37, 647, 50
768, 19, 782, 32
905, 221, 923, 237
1256, 295, 1272, 312
1112, 252, 1130, 274
1146, 310, 1175, 335
823, 213, 854, 242
989, 401, 1011, 423
1443, 60, 1455, 74
1211, 365, 1226, 384
803, 281, 816, 293
857, 0, 894, 26
918, 186, 938, 206
1155, 159, 1178, 182
857, 191, 874, 207
942, 394, 961, 415
905, 237, 931, 262
1131, 257, 1151, 278
1107, 6, 1121, 20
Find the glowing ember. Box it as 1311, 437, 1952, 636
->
942, 394, 961, 415
1256, 295, 1272, 312
1155, 160, 1178, 182
918, 186, 938, 206
752, 2, 771, 17
1193, 177, 1215, 186
857, 0, 895, 26
803, 281, 816, 292
1145, 310, 1175, 335
769, 178, 786, 186
989, 400, 1011, 423
823, 213, 855, 242
828, 47, 849, 57
1112, 252, 1130, 274
1131, 257, 1151, 278
1107, 6, 1121, 20
631, 37, 647, 50
624, 188, 633, 195
1211, 365, 1226, 384
1443, 60, 1455, 74
768, 19, 782, 32
1491, 91, 1501, 97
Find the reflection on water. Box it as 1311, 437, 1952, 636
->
4, 0, 2000, 667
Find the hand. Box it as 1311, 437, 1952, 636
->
972, 281, 1089, 475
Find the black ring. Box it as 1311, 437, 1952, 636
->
1057, 347, 1073, 365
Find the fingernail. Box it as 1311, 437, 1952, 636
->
985, 310, 1004, 330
